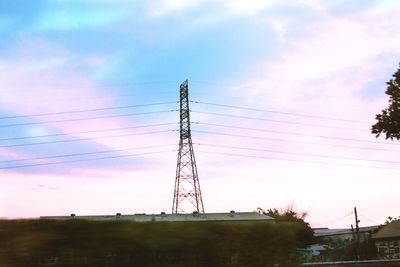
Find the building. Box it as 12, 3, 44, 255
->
372, 220, 400, 259
41, 211, 275, 223
308, 226, 379, 261
298, 244, 329, 262
314, 226, 379, 245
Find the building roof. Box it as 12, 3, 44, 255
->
372, 220, 400, 240
41, 211, 274, 222
314, 226, 379, 237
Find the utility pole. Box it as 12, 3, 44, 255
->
172, 80, 204, 214
354, 207, 360, 259
351, 224, 356, 241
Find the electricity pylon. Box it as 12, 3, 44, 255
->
172, 80, 204, 214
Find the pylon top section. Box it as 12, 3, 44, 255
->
179, 79, 191, 140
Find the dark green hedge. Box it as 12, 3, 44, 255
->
0, 219, 305, 267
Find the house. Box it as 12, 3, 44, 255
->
298, 244, 329, 262
372, 220, 400, 259
314, 226, 379, 246
308, 226, 379, 261
40, 210, 275, 223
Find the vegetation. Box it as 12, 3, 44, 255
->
372, 64, 400, 140
320, 237, 377, 261
383, 216, 400, 225
261, 206, 315, 248
0, 218, 309, 267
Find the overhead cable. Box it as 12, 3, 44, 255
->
191, 100, 370, 124
313, 212, 354, 227
0, 144, 177, 164
196, 143, 400, 164
192, 130, 400, 152
194, 122, 393, 145
0, 129, 177, 148
0, 101, 178, 120
191, 111, 364, 131
0, 110, 178, 128
0, 122, 178, 141
196, 150, 400, 171
0, 150, 175, 170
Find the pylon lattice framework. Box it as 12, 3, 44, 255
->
172, 80, 204, 214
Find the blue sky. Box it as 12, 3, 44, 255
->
0, 0, 400, 227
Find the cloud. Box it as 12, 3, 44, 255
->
232, 4, 400, 108
147, 0, 201, 17
35, 9, 129, 31
2, 0, 400, 223
188, 1, 400, 227
0, 165, 178, 218
0, 38, 177, 173
146, 0, 280, 19
222, 0, 280, 15
0, 39, 111, 114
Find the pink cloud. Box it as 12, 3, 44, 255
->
0, 38, 178, 157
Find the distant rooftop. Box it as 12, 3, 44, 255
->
41, 211, 275, 223
314, 225, 379, 237
372, 220, 400, 240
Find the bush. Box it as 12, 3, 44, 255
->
0, 219, 306, 267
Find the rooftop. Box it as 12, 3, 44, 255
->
372, 220, 400, 239
314, 226, 379, 237
41, 211, 275, 222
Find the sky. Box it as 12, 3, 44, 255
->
0, 0, 400, 228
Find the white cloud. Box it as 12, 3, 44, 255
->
147, 0, 201, 17
297, 0, 326, 11
146, 0, 281, 18
366, 0, 400, 16
233, 6, 400, 108
223, 0, 280, 15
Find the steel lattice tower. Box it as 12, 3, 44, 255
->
172, 80, 204, 214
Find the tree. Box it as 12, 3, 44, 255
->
372, 64, 400, 140
384, 216, 399, 225
258, 205, 314, 247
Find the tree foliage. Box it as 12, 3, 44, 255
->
384, 216, 400, 225
372, 64, 400, 140
260, 206, 314, 248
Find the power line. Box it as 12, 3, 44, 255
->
313, 212, 354, 227
0, 129, 177, 148
1, 81, 181, 93
191, 111, 364, 131
0, 101, 178, 120
194, 122, 393, 145
192, 130, 400, 152
0, 144, 177, 164
0, 81, 182, 104
0, 110, 178, 128
196, 150, 400, 171
0, 90, 178, 106
195, 143, 400, 164
191, 100, 370, 124
0, 122, 178, 141
0, 150, 175, 170
358, 213, 381, 225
